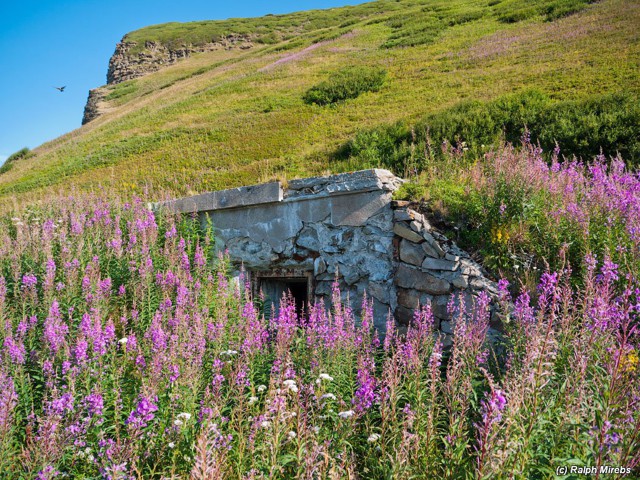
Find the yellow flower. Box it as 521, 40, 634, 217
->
491, 227, 510, 245
621, 350, 639, 373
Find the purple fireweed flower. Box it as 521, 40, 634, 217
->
513, 291, 534, 325
4, 336, 26, 364
22, 273, 38, 289
181, 252, 190, 272
43, 300, 68, 355
0, 368, 17, 433
353, 366, 376, 413
44, 258, 56, 289
61, 361, 72, 375
83, 393, 104, 417
145, 313, 167, 352
165, 225, 177, 239
194, 244, 206, 268
125, 334, 137, 352
497, 278, 510, 302
135, 355, 146, 369
42, 360, 54, 376
597, 258, 619, 284
74, 339, 89, 364
480, 388, 507, 425
16, 321, 29, 336
175, 285, 189, 307
98, 277, 112, 298
36, 465, 60, 480
168, 364, 180, 383
47, 393, 74, 416
127, 396, 158, 429
430, 338, 443, 368
0, 277, 6, 306
476, 350, 489, 365
204, 422, 234, 451
402, 403, 416, 429
236, 365, 251, 388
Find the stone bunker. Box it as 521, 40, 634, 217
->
159, 169, 499, 338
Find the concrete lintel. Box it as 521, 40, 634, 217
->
286, 169, 403, 198
156, 181, 283, 214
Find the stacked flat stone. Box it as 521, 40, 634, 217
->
391, 200, 500, 344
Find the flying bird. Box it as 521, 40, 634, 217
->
55, 86, 66, 92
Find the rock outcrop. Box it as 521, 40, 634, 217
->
82, 86, 110, 125
82, 34, 255, 123
107, 35, 254, 85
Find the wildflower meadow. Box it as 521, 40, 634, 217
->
0, 145, 639, 479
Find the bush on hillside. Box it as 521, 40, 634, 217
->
0, 147, 33, 175
496, 0, 595, 23
303, 66, 386, 106
341, 90, 640, 172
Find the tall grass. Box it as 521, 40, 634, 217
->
0, 170, 638, 477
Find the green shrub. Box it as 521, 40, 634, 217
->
495, 0, 594, 22
381, 14, 446, 48
0, 147, 33, 175
302, 66, 386, 106
105, 80, 139, 101
338, 90, 640, 173
392, 181, 427, 201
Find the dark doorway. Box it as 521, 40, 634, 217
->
256, 276, 310, 320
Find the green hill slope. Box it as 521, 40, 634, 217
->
0, 0, 638, 204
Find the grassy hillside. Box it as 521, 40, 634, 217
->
0, 0, 638, 205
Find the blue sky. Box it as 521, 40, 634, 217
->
0, 0, 361, 165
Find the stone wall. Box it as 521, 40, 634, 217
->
390, 201, 499, 344
156, 169, 499, 337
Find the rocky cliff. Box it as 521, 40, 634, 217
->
81, 34, 254, 124
106, 35, 254, 85
82, 86, 110, 125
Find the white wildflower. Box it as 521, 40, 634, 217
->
261, 420, 271, 429
318, 373, 334, 382
168, 442, 175, 449
367, 433, 381, 443
248, 396, 259, 405
257, 384, 267, 393
287, 431, 296, 440
221, 350, 238, 356
283, 380, 298, 393
177, 412, 191, 421
338, 410, 355, 419
321, 393, 336, 401
174, 419, 183, 427
118, 337, 128, 345
313, 426, 320, 434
